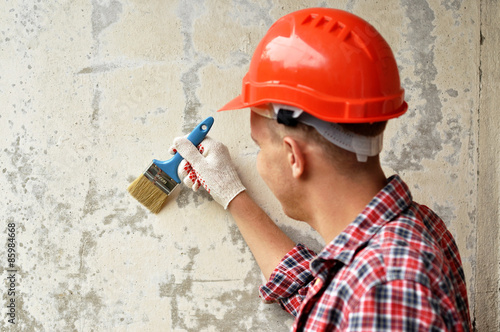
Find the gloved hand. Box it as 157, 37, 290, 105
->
169, 141, 206, 192
171, 136, 245, 209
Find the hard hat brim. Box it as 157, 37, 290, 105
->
217, 94, 247, 112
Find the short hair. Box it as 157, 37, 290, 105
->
268, 119, 387, 174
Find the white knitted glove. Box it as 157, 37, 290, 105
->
168, 141, 206, 192
172, 136, 245, 209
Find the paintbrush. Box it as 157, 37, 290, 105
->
128, 116, 214, 213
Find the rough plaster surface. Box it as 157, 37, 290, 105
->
0, 0, 494, 330
475, 1, 500, 331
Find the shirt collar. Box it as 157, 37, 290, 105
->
311, 175, 413, 274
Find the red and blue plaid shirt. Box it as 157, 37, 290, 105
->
260, 175, 471, 331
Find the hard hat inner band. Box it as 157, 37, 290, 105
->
271, 103, 383, 162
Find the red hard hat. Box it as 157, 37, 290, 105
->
218, 8, 407, 123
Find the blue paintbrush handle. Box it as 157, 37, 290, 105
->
154, 116, 214, 183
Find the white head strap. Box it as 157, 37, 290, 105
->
272, 104, 383, 162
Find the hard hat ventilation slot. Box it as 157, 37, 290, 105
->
301, 14, 317, 25
302, 14, 335, 30
315, 16, 332, 29
328, 21, 345, 36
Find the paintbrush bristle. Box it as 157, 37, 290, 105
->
127, 175, 169, 214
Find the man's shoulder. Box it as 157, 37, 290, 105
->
329, 211, 454, 298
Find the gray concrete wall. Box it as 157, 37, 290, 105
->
476, 1, 500, 331
0, 0, 497, 331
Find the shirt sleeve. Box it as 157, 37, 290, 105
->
345, 279, 451, 331
259, 244, 317, 316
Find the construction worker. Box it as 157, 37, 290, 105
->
172, 8, 472, 331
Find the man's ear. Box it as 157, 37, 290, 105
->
283, 137, 305, 179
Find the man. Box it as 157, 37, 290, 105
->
172, 8, 472, 331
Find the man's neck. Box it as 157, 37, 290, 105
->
304, 161, 388, 245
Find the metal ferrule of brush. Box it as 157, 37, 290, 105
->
144, 162, 179, 195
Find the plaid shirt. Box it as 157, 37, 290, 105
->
260, 175, 471, 331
